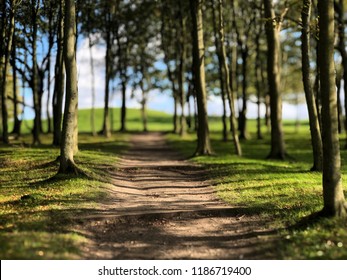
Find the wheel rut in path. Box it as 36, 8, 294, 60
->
79, 132, 277, 259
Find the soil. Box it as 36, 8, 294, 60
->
77, 132, 279, 259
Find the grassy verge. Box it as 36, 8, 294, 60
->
167, 119, 347, 259
0, 133, 128, 259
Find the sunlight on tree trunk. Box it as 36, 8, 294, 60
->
318, 0, 347, 217
59, 0, 79, 174
190, 0, 212, 156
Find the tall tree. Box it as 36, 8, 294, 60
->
318, 0, 347, 216
335, 0, 347, 148
263, 0, 288, 159
301, 0, 323, 171
59, 0, 79, 174
1, 0, 18, 144
190, 0, 212, 155
218, 0, 241, 155
52, 0, 65, 146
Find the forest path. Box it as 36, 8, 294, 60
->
78, 132, 277, 259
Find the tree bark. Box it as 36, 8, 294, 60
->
255, 31, 263, 140
263, 0, 286, 159
52, 0, 65, 146
218, 0, 241, 155
178, 3, 187, 137
88, 34, 97, 136
11, 32, 21, 136
335, 0, 347, 148
101, 9, 112, 137
59, 0, 79, 174
301, 0, 323, 171
318, 0, 347, 216
190, 0, 212, 155
211, 0, 228, 142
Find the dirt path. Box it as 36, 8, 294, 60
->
78, 132, 277, 259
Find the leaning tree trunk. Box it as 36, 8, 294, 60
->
59, 0, 79, 174
190, 0, 212, 155
318, 0, 347, 217
11, 33, 21, 136
263, 0, 286, 159
301, 0, 323, 171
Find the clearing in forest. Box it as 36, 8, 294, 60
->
78, 132, 278, 259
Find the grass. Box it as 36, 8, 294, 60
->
1, 108, 347, 259
167, 118, 347, 259
17, 107, 174, 135
0, 132, 128, 259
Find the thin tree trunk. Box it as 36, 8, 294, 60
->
1, 0, 16, 144
255, 32, 263, 140
190, 0, 212, 155
52, 0, 65, 146
211, 0, 228, 142
88, 34, 97, 136
301, 0, 323, 171
11, 32, 21, 136
32, 0, 40, 145
59, 0, 79, 174
102, 24, 111, 137
46, 2, 54, 134
178, 3, 186, 136
239, 47, 249, 140
263, 0, 287, 159
218, 0, 241, 155
318, 0, 347, 216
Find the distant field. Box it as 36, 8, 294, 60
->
15, 108, 174, 134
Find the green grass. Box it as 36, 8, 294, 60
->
167, 119, 347, 259
17, 107, 173, 135
2, 108, 347, 259
0, 133, 128, 259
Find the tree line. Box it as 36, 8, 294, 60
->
0, 0, 347, 216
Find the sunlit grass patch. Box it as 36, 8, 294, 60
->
0, 132, 129, 259
167, 120, 347, 259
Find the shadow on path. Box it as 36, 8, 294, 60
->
78, 132, 279, 259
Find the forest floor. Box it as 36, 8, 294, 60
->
76, 132, 278, 259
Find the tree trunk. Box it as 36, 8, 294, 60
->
211, 0, 228, 142
318, 0, 347, 216
59, 0, 79, 174
178, 3, 187, 137
46, 2, 54, 134
11, 32, 21, 136
1, 0, 16, 144
52, 0, 65, 146
219, 0, 241, 155
263, 0, 286, 159
88, 34, 97, 136
301, 0, 323, 171
335, 0, 347, 148
255, 32, 263, 140
190, 0, 212, 155
102, 24, 111, 137
31, 0, 40, 145
239, 47, 249, 140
